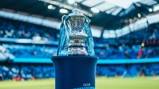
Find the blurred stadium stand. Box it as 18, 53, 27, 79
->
0, 0, 159, 81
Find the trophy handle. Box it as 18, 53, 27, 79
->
85, 23, 95, 56
57, 15, 69, 56
57, 23, 64, 56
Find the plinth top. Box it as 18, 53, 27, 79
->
52, 56, 98, 59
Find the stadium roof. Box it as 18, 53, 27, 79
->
0, 0, 159, 29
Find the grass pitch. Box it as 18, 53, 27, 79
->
0, 77, 159, 89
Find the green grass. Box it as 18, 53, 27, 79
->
0, 77, 159, 89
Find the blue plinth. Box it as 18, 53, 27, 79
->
52, 56, 98, 89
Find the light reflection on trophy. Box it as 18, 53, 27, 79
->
58, 7, 95, 56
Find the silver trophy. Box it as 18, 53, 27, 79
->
57, 6, 94, 56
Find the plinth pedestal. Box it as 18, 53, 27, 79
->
52, 56, 98, 89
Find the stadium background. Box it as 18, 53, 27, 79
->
0, 0, 159, 89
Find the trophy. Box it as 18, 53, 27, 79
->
52, 4, 98, 89
57, 7, 95, 56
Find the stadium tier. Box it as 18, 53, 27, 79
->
0, 17, 159, 60
1, 63, 159, 80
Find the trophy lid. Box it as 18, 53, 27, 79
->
67, 3, 90, 23
68, 8, 84, 16
68, 3, 83, 16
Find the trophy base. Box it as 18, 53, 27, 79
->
52, 56, 98, 89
